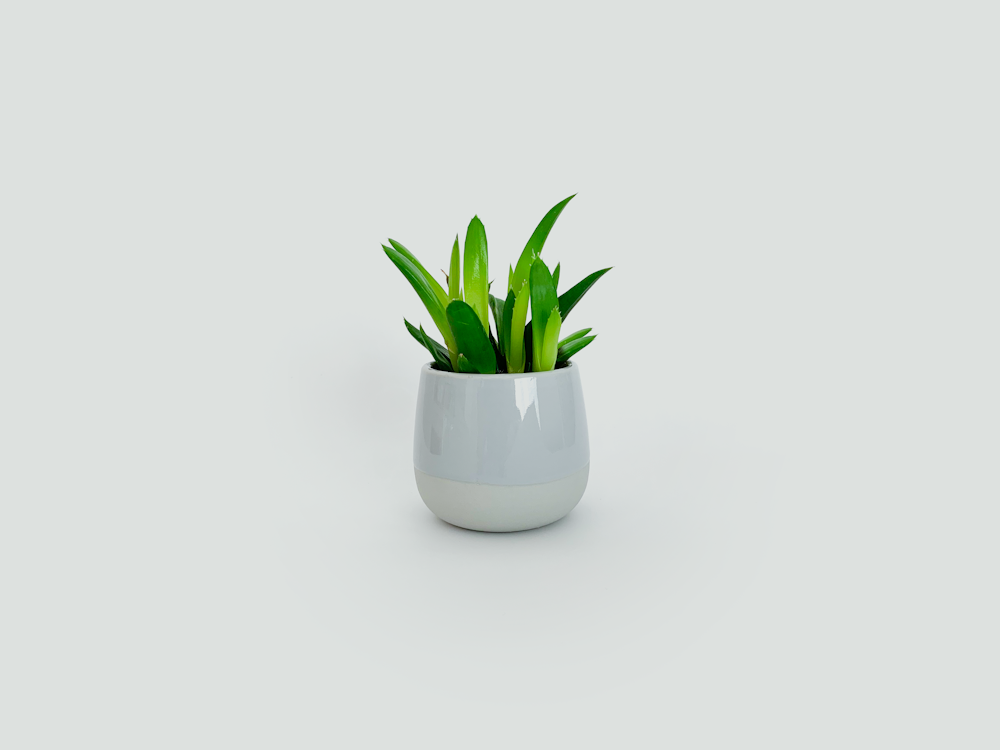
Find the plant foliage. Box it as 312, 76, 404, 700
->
382, 196, 610, 373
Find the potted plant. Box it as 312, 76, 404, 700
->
382, 195, 610, 532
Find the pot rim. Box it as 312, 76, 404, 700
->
421, 361, 577, 380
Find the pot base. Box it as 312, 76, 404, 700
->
414, 464, 589, 533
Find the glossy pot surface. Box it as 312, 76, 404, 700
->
413, 363, 590, 532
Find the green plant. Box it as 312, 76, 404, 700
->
382, 195, 610, 374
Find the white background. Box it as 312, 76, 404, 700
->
2, 1, 998, 747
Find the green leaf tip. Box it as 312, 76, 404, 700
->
537, 306, 562, 371
558, 267, 612, 322
558, 328, 592, 348
383, 240, 456, 364
507, 281, 530, 373
557, 334, 597, 362
463, 215, 490, 335
448, 235, 461, 300
404, 318, 453, 371
530, 258, 559, 371
511, 194, 575, 293
456, 353, 478, 373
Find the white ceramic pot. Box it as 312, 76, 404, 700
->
413, 362, 590, 532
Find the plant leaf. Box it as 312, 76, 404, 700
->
489, 294, 507, 372
501, 288, 515, 363
523, 322, 533, 373
557, 334, 596, 362
530, 258, 558, 371
419, 326, 453, 370
447, 299, 497, 374
507, 282, 530, 373
558, 267, 611, 322
558, 327, 592, 348
448, 235, 461, 300
387, 238, 449, 310
404, 319, 453, 370
489, 329, 506, 373
537, 306, 562, 371
489, 294, 505, 353
552, 263, 560, 292
383, 243, 457, 365
508, 264, 514, 293
456, 354, 478, 373
510, 194, 575, 293
463, 216, 490, 334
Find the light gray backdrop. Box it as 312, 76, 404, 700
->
1, 1, 997, 747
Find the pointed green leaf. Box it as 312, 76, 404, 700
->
448, 235, 461, 300
404, 319, 453, 370
383, 243, 456, 364
419, 326, 454, 370
446, 299, 497, 374
511, 194, 575, 293
537, 306, 562, 371
558, 267, 611, 321
387, 238, 449, 310
456, 354, 478, 373
463, 216, 490, 334
552, 263, 560, 292
508, 282, 530, 373
404, 317, 435, 354
530, 258, 558, 371
489, 294, 505, 353
508, 264, 514, 293
489, 294, 507, 371
501, 289, 515, 363
558, 327, 592, 348
557, 334, 597, 362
